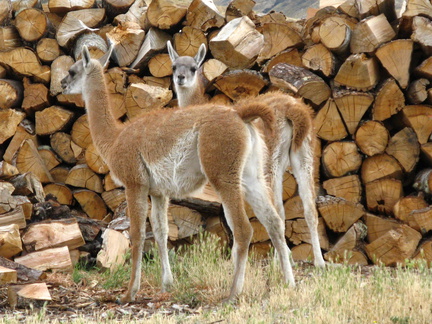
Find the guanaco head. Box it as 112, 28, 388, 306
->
167, 41, 206, 89
61, 43, 113, 94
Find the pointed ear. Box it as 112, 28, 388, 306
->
82, 45, 91, 70
167, 41, 178, 62
194, 43, 207, 67
99, 41, 113, 69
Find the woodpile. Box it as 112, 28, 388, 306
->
1, 0, 432, 305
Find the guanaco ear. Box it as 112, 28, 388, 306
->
99, 40, 113, 68
194, 43, 207, 67
82, 45, 91, 70
167, 41, 178, 62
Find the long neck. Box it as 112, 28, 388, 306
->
82, 64, 122, 158
175, 76, 207, 107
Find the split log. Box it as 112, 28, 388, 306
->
317, 195, 365, 233
285, 217, 330, 250
101, 189, 125, 212
85, 143, 109, 175
204, 216, 229, 244
35, 106, 74, 136
283, 195, 304, 220
334, 53, 380, 91
48, 0, 96, 15
415, 56, 432, 79
50, 166, 70, 184
0, 109, 25, 144
324, 222, 368, 265
225, 0, 255, 22
421, 142, 432, 165
43, 183, 73, 205
107, 22, 144, 66
269, 63, 331, 106
65, 164, 103, 193
318, 16, 352, 55
102, 0, 134, 18
50, 132, 77, 164
350, 14, 396, 53
291, 243, 314, 262
361, 154, 404, 184
356, 0, 397, 21
249, 241, 272, 259
148, 53, 172, 77
314, 98, 347, 141
365, 226, 421, 266
185, 0, 225, 31
113, 0, 149, 29
22, 218, 85, 252
14, 246, 73, 272
402, 0, 432, 19
14, 8, 49, 43
411, 16, 432, 56
0, 266, 17, 284
375, 39, 413, 89
407, 79, 430, 104
0, 79, 23, 109
96, 228, 130, 271
249, 218, 269, 243
16, 140, 54, 184
8, 283, 51, 308
22, 78, 50, 115
73, 189, 108, 220
173, 26, 207, 57
413, 239, 432, 265
209, 16, 264, 69
214, 70, 267, 101
322, 175, 362, 203
36, 38, 61, 63
385, 127, 420, 173
38, 146, 61, 171
0, 161, 19, 179
413, 168, 432, 194
261, 48, 303, 73
0, 224, 22, 259
73, 33, 108, 61
3, 122, 37, 164
401, 105, 432, 144
301, 43, 338, 77
0, 0, 12, 26
202, 59, 228, 84
355, 120, 390, 156
411, 206, 432, 234
71, 115, 92, 149
169, 204, 204, 239
365, 178, 403, 215
364, 213, 402, 242
282, 171, 297, 201
146, 0, 188, 30
10, 172, 45, 203
321, 141, 363, 178
372, 78, 405, 121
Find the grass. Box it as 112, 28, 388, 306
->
2, 233, 432, 323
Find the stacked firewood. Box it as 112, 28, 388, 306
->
1, 0, 432, 301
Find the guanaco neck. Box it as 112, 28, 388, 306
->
83, 63, 123, 158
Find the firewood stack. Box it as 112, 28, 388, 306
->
1, 0, 432, 294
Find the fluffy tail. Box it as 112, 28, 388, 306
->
283, 99, 315, 152
234, 102, 275, 137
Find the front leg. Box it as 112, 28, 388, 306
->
121, 185, 149, 303
150, 195, 174, 291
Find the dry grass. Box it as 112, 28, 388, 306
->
1, 233, 432, 323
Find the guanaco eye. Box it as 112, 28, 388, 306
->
69, 70, 75, 77
172, 66, 177, 71
190, 67, 197, 73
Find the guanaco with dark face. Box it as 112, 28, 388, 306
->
61, 45, 296, 303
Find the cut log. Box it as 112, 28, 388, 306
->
333, 88, 374, 135
36, 38, 61, 63
355, 120, 390, 156
313, 98, 348, 141
173, 26, 207, 57
3, 122, 38, 164
282, 171, 297, 201
43, 183, 73, 205
249, 218, 269, 243
385, 127, 420, 173
0, 256, 44, 281
421, 142, 432, 165
22, 218, 85, 252
375, 39, 413, 89
73, 32, 108, 62
214, 70, 267, 101
22, 78, 50, 115
364, 213, 401, 242
35, 106, 74, 136
324, 222, 368, 265
413, 239, 432, 265
169, 204, 204, 239
51, 56, 75, 97
401, 105, 432, 144
402, 0, 432, 19
291, 243, 314, 263
261, 48, 303, 73
0, 26, 22, 52
130, 27, 171, 69
113, 0, 149, 29
372, 78, 405, 121
202, 59, 228, 84
350, 14, 396, 53
321, 141, 363, 178
14, 246, 73, 272
104, 172, 122, 191
415, 56, 432, 79
185, 0, 225, 31
102, 0, 134, 18
0, 224, 22, 259
14, 8, 49, 43
85, 143, 109, 174
257, 22, 302, 63
301, 43, 338, 77
365, 178, 403, 215
0, 185, 16, 214
0, 266, 17, 284
73, 189, 108, 220
361, 154, 403, 184
0, 0, 12, 25
204, 216, 229, 245
356, 0, 397, 21
413, 168, 432, 194
16, 140, 54, 184
10, 172, 45, 203
107, 22, 144, 66
66, 164, 103, 193
50, 132, 76, 164
0, 109, 25, 145
56, 8, 106, 48
365, 226, 421, 266
318, 16, 352, 55
71, 115, 92, 149
147, 0, 188, 29
411, 16, 432, 56
38, 146, 61, 171
225, 0, 255, 22
50, 166, 70, 184
322, 175, 362, 203
317, 195, 365, 233
334, 53, 380, 91
0, 79, 23, 109
209, 16, 264, 69
249, 241, 272, 259
8, 283, 51, 308
410, 206, 432, 234
0, 161, 19, 179
269, 63, 331, 106
283, 195, 304, 220
102, 189, 125, 213
407, 79, 430, 104
285, 217, 330, 250
148, 53, 172, 77
96, 229, 130, 271
48, 0, 96, 15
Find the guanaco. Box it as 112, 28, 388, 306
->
61, 45, 296, 303
167, 41, 326, 267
